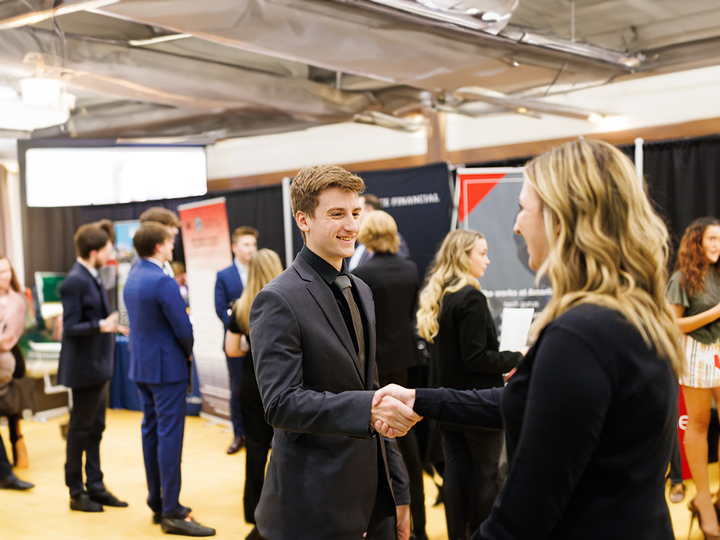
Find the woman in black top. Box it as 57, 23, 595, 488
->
416, 229, 522, 539
374, 140, 685, 540
226, 249, 283, 540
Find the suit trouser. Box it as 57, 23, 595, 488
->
65, 382, 108, 496
0, 430, 12, 478
226, 355, 244, 438
137, 381, 187, 518
441, 429, 503, 540
240, 357, 273, 524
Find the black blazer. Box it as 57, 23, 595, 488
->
249, 253, 410, 540
415, 304, 677, 540
58, 262, 115, 389
352, 252, 420, 376
433, 285, 521, 392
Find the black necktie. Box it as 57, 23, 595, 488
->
333, 274, 365, 378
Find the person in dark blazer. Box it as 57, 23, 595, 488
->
373, 140, 686, 540
58, 221, 129, 512
416, 229, 522, 540
352, 210, 427, 540
249, 165, 420, 540
124, 222, 215, 537
214, 226, 257, 454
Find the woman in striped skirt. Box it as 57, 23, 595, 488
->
667, 217, 720, 539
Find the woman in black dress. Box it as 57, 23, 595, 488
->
416, 229, 522, 540
374, 140, 685, 540
225, 249, 283, 540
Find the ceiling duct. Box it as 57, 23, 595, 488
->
0, 0, 118, 30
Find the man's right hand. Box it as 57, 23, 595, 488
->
370, 390, 422, 438
100, 312, 118, 333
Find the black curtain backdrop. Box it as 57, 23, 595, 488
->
468, 135, 720, 266
23, 185, 285, 284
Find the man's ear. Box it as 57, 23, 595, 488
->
296, 211, 310, 233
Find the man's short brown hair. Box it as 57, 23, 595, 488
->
231, 226, 258, 245
96, 219, 115, 244
134, 222, 171, 258
361, 193, 382, 211
139, 207, 181, 228
74, 223, 111, 260
357, 210, 400, 254
290, 165, 365, 218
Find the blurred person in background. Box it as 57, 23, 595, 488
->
667, 217, 720, 538
130, 207, 181, 277
215, 226, 258, 455
416, 229, 522, 540
0, 254, 33, 490
225, 248, 283, 540
348, 194, 409, 270
352, 210, 427, 540
58, 221, 129, 512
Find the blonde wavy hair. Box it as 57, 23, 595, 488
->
234, 249, 284, 335
526, 139, 685, 376
417, 229, 483, 342
358, 210, 401, 254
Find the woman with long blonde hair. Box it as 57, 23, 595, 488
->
417, 229, 522, 540
375, 140, 684, 540
225, 249, 283, 540
667, 217, 720, 538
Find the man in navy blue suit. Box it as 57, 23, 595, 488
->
214, 226, 257, 454
124, 223, 215, 537
59, 221, 129, 512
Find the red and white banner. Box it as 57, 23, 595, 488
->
178, 198, 233, 421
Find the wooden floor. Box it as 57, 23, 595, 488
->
0, 410, 709, 539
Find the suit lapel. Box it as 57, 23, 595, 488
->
232, 263, 244, 296
77, 262, 110, 316
295, 256, 365, 385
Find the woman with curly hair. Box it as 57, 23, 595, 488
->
667, 217, 720, 538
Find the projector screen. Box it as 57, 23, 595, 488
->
25, 146, 207, 207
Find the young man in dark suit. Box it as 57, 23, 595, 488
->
249, 165, 421, 540
124, 223, 215, 537
214, 226, 257, 454
59, 221, 129, 512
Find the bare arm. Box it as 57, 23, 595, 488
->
672, 303, 720, 334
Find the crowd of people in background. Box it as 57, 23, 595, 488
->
2, 140, 720, 540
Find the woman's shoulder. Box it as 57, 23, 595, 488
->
547, 304, 628, 339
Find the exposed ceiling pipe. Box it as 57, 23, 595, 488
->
0, 0, 119, 30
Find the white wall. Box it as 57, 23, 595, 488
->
206, 122, 427, 180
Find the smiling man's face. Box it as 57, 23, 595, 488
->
297, 186, 361, 270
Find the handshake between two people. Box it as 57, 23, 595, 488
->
369, 384, 421, 439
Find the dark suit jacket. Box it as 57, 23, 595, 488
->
249, 253, 410, 540
58, 262, 115, 389
214, 263, 243, 328
124, 260, 193, 384
415, 304, 677, 540
433, 285, 522, 392
352, 252, 420, 376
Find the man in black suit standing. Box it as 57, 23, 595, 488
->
58, 221, 129, 512
249, 165, 421, 540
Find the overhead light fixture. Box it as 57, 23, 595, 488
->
129, 34, 192, 47
0, 78, 75, 132
0, 0, 119, 30
516, 107, 527, 114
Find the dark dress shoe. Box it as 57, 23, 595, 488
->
161, 517, 216, 536
89, 488, 129, 507
0, 473, 34, 490
226, 436, 246, 455
70, 493, 104, 512
245, 526, 268, 540
154, 505, 193, 524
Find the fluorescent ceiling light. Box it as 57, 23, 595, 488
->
129, 34, 192, 47
0, 0, 119, 30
